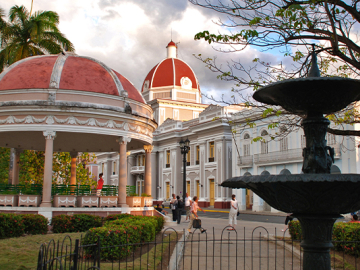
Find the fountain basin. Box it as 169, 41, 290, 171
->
253, 77, 360, 115
221, 174, 360, 214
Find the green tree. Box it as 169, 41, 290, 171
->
0, 5, 74, 72
190, 0, 360, 138
0, 147, 10, 184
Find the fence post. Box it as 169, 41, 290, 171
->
72, 239, 79, 270
97, 236, 101, 268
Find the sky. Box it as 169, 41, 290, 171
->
2, 0, 281, 104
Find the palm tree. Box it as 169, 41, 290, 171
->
0, 5, 74, 72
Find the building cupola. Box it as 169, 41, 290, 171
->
166, 41, 177, 58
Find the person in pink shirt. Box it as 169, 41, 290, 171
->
188, 196, 206, 233
96, 173, 104, 196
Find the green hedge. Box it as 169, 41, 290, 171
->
21, 214, 48, 235
83, 214, 164, 260
103, 213, 131, 223
51, 214, 102, 233
289, 220, 360, 256
333, 222, 360, 256
0, 213, 25, 239
0, 213, 48, 238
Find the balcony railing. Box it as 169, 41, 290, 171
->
237, 155, 253, 167
130, 166, 144, 174
253, 144, 341, 165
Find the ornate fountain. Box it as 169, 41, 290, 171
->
221, 48, 360, 270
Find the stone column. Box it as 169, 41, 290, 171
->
117, 137, 131, 207
144, 145, 153, 196
8, 148, 22, 185
70, 152, 77, 186
40, 131, 56, 207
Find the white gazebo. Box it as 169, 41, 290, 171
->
0, 52, 157, 218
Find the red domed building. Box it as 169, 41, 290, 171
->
0, 52, 157, 216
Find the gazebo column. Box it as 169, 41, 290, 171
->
144, 145, 153, 196
70, 152, 77, 186
117, 137, 131, 207
8, 148, 22, 185
40, 131, 56, 207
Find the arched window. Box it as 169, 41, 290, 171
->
244, 133, 250, 139
260, 170, 270, 176
244, 172, 252, 176
330, 165, 341, 174
261, 130, 268, 136
280, 169, 291, 175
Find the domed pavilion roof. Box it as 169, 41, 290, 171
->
0, 53, 145, 104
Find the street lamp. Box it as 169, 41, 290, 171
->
179, 138, 190, 208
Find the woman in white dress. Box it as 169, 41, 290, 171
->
228, 194, 238, 230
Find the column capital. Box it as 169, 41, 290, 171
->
126, 151, 131, 156
43, 130, 56, 140
116, 136, 131, 145
144, 145, 154, 153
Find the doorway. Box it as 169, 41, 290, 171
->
166, 182, 170, 199
187, 181, 190, 195
196, 180, 200, 198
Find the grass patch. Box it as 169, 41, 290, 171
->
97, 232, 179, 270
0, 232, 82, 270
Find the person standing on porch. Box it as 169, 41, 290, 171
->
96, 173, 104, 196
184, 193, 192, 222
228, 194, 238, 230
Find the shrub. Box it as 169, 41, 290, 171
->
107, 218, 156, 242
51, 215, 73, 233
103, 214, 131, 223
288, 220, 302, 240
51, 214, 102, 233
0, 213, 25, 239
21, 214, 48, 235
83, 224, 142, 260
72, 214, 102, 232
333, 222, 360, 256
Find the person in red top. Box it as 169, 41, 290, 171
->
96, 173, 104, 196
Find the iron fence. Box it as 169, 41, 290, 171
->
37, 226, 360, 270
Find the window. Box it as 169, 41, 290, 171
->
243, 144, 250, 156
101, 163, 104, 173
327, 134, 336, 145
244, 133, 250, 140
280, 138, 288, 152
166, 150, 170, 168
209, 141, 215, 162
186, 147, 190, 166
301, 135, 306, 148
113, 161, 116, 175
137, 155, 141, 166
196, 146, 200, 165
142, 155, 145, 166
261, 130, 268, 136
261, 141, 268, 154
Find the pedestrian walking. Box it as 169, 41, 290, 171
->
176, 195, 184, 224
282, 213, 294, 231
170, 194, 177, 222
228, 194, 238, 230
184, 193, 192, 222
188, 196, 206, 233
96, 173, 104, 196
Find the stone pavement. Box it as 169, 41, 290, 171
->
164, 214, 301, 270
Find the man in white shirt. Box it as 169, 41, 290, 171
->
184, 193, 192, 222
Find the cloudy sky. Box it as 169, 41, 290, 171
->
2, 0, 280, 103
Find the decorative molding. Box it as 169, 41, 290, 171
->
43, 130, 56, 140
50, 54, 68, 89
0, 115, 152, 137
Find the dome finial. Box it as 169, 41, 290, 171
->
166, 41, 177, 58
308, 44, 321, 78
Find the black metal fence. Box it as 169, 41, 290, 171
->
37, 226, 360, 270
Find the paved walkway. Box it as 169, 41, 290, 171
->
164, 214, 301, 270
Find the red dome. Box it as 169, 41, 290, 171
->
142, 58, 200, 92
166, 41, 177, 48
0, 54, 145, 104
